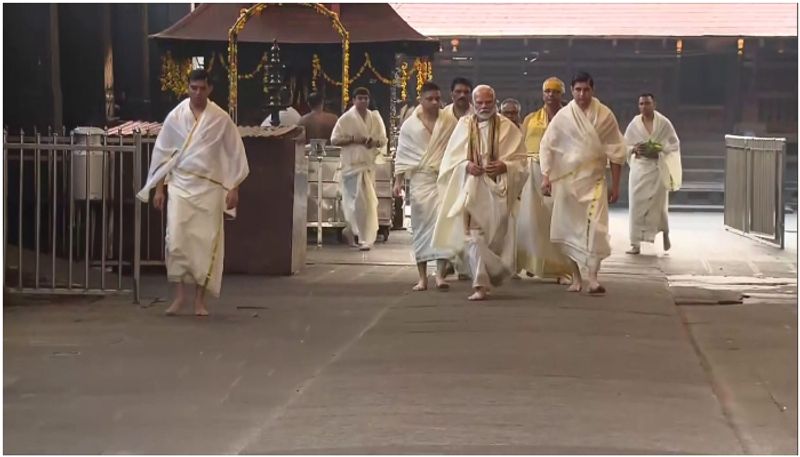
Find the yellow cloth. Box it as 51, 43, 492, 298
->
523, 107, 549, 161
543, 78, 565, 93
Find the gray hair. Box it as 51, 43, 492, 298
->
500, 98, 521, 111
472, 84, 496, 102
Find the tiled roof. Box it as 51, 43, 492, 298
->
391, 3, 798, 38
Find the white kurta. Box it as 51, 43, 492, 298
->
540, 98, 626, 271
624, 111, 682, 245
331, 106, 388, 247
137, 99, 249, 296
395, 106, 457, 263
433, 114, 529, 289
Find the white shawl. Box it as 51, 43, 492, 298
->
540, 97, 626, 201
136, 99, 249, 213
395, 106, 458, 176
433, 114, 529, 257
624, 111, 682, 191
331, 106, 388, 175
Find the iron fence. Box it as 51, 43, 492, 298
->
724, 134, 786, 248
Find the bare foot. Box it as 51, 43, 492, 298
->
434, 277, 450, 290
468, 288, 487, 301
165, 299, 184, 316
567, 281, 582, 293
194, 301, 209, 317
412, 280, 428, 291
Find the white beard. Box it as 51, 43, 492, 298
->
476, 109, 496, 121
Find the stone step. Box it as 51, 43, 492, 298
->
668, 204, 724, 212
671, 182, 725, 206
681, 143, 726, 156
682, 168, 726, 182
681, 155, 726, 169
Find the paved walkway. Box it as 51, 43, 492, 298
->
4, 211, 796, 454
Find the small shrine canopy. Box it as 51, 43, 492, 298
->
152, 3, 435, 44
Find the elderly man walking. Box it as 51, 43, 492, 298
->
433, 85, 529, 301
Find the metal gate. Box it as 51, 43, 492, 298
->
724, 135, 786, 248
3, 129, 143, 302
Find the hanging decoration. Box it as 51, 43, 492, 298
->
159, 51, 192, 98
311, 52, 394, 90
161, 51, 274, 98
227, 3, 350, 122
413, 58, 426, 96
399, 62, 410, 102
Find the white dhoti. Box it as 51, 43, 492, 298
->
340, 165, 379, 246
136, 99, 250, 298
540, 97, 627, 273
410, 171, 451, 262
331, 106, 388, 248
433, 113, 528, 291
628, 157, 669, 244
516, 160, 572, 278
166, 183, 226, 297
550, 173, 610, 272
624, 111, 682, 247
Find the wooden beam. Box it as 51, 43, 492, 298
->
49, 3, 63, 130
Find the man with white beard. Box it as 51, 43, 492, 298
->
433, 85, 529, 301
331, 87, 388, 251
540, 72, 627, 295
624, 93, 682, 254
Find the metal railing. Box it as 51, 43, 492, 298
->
724, 134, 786, 249
113, 132, 167, 266
3, 128, 143, 302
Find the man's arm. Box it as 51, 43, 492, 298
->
153, 178, 166, 210
608, 162, 621, 204
392, 173, 405, 197
226, 186, 239, 210
331, 134, 358, 147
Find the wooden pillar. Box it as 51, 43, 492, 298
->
672, 40, 681, 118
49, 3, 63, 130
141, 4, 150, 102
101, 4, 115, 123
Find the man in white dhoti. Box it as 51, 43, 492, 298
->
433, 85, 529, 301
624, 93, 682, 254
137, 69, 249, 316
331, 87, 388, 251
516, 77, 573, 282
393, 82, 458, 291
540, 72, 626, 295
441, 77, 474, 280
